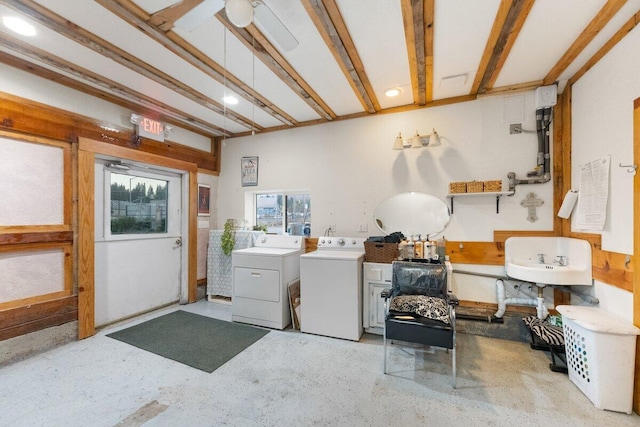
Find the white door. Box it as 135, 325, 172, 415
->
94, 160, 185, 326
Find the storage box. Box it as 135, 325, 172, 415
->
483, 180, 502, 192
466, 181, 484, 193
558, 305, 640, 414
364, 241, 398, 263
449, 182, 467, 194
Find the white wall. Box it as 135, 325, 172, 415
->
571, 24, 640, 322
219, 91, 557, 305
219, 91, 554, 241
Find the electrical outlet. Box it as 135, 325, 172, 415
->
328, 224, 336, 232
359, 224, 368, 232
510, 123, 522, 135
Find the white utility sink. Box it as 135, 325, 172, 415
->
505, 237, 592, 286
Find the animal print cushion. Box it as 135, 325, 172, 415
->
390, 295, 450, 324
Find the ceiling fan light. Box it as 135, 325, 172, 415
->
226, 0, 254, 28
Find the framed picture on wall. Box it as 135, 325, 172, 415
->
198, 184, 210, 216
241, 156, 259, 187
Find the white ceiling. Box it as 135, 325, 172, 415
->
1, 0, 639, 140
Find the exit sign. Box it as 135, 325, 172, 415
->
130, 113, 166, 142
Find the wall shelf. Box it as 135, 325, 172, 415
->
446, 191, 515, 214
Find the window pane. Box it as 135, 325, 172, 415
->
110, 172, 168, 234
256, 193, 283, 234
286, 194, 311, 236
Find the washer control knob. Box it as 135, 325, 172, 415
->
327, 239, 332, 244
261, 237, 267, 243
352, 240, 357, 245
337, 238, 345, 246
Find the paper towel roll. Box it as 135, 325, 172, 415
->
558, 190, 578, 218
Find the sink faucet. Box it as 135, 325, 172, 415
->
537, 253, 545, 264
554, 255, 567, 266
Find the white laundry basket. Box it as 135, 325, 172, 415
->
556, 305, 640, 414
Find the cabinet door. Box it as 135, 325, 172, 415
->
370, 283, 387, 329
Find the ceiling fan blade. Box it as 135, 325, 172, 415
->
174, 0, 225, 32
254, 2, 299, 52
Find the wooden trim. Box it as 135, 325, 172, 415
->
569, 9, 640, 86
0, 296, 78, 341
0, 290, 72, 311
633, 97, 640, 413
0, 241, 70, 253
544, 0, 626, 85
446, 241, 504, 266
79, 138, 197, 173
0, 92, 219, 171
188, 170, 198, 302
0, 231, 73, 245
560, 86, 573, 237
493, 230, 556, 244
0, 225, 71, 233
458, 300, 536, 316
77, 149, 95, 339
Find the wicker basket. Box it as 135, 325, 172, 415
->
364, 241, 398, 263
466, 181, 484, 193
483, 180, 502, 192
449, 182, 467, 194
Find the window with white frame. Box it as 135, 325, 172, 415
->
255, 192, 311, 236
109, 172, 168, 235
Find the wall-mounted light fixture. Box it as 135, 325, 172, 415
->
392, 128, 441, 150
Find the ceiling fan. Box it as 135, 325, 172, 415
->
175, 0, 299, 51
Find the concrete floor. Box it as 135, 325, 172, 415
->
1, 299, 638, 427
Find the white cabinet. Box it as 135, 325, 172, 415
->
363, 262, 392, 335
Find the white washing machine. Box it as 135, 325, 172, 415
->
232, 234, 303, 330
300, 236, 366, 341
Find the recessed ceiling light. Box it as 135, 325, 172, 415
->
2, 16, 36, 37
384, 88, 401, 97
223, 95, 239, 105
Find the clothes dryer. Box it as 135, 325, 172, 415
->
232, 234, 303, 329
300, 237, 365, 341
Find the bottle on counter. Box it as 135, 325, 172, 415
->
436, 236, 446, 260
406, 239, 415, 259
398, 239, 408, 259
414, 235, 423, 259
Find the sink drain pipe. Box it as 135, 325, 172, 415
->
451, 269, 508, 323
452, 269, 547, 321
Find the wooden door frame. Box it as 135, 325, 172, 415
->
77, 137, 198, 338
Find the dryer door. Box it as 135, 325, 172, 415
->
234, 267, 280, 302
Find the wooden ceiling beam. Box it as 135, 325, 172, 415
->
401, 0, 426, 105
544, 0, 627, 86
302, 0, 379, 113
218, 10, 336, 120
149, 0, 204, 31
424, 0, 434, 103
471, 0, 534, 94
0, 49, 228, 138
4, 0, 259, 132
95, 0, 297, 127
568, 7, 640, 86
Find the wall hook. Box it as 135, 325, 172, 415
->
618, 163, 637, 174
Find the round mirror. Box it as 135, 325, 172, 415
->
373, 192, 450, 238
